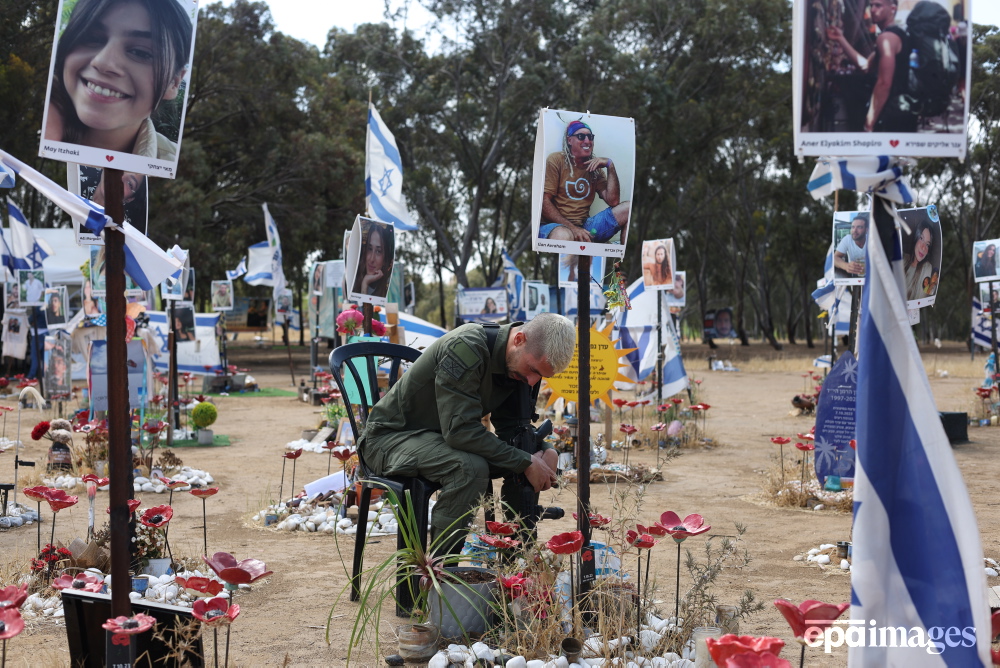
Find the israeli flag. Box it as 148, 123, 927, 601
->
812, 243, 851, 336
0, 162, 14, 188
263, 204, 286, 309
120, 222, 182, 291
7, 202, 49, 269
244, 241, 273, 286
501, 248, 524, 315
366, 104, 417, 231
616, 278, 689, 397
972, 296, 992, 350
807, 156, 915, 204
0, 226, 14, 281
226, 256, 247, 281
850, 201, 990, 666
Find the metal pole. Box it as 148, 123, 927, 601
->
576, 254, 593, 603
656, 291, 663, 403
104, 168, 133, 618
991, 282, 998, 367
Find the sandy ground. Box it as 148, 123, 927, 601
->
1, 340, 998, 667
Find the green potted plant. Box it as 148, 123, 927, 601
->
326, 488, 487, 662
191, 401, 218, 445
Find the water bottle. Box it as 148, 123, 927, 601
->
909, 48, 919, 69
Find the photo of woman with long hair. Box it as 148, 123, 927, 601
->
43, 0, 193, 159
351, 221, 394, 298
903, 219, 939, 302
641, 239, 674, 288
975, 242, 997, 281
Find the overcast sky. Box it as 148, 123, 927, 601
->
226, 0, 999, 51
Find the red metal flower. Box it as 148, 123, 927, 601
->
796, 432, 814, 441
202, 552, 273, 585
705, 635, 785, 667
612, 398, 628, 408
770, 437, 791, 445
991, 610, 1000, 665
773, 599, 849, 639
141, 420, 167, 434
724, 652, 791, 667
52, 572, 103, 592
0, 584, 28, 610
485, 521, 518, 536
139, 505, 173, 527
0, 608, 25, 640
545, 531, 583, 554
30, 421, 50, 440
283, 448, 303, 460
656, 403, 670, 412
158, 477, 188, 490
620, 424, 637, 435
22, 486, 51, 503
192, 597, 240, 627
108, 498, 142, 515
659, 511, 710, 543
572, 512, 611, 528
479, 534, 520, 550
626, 401, 639, 408
176, 576, 225, 598
102, 613, 156, 635
82, 474, 110, 487
45, 490, 79, 513
190, 488, 219, 498
794, 442, 815, 452
626, 530, 657, 549
499, 574, 527, 598
671, 398, 683, 405
331, 446, 354, 462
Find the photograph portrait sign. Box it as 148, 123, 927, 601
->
704, 307, 737, 340
665, 270, 687, 314
324, 260, 345, 290
310, 262, 325, 297
44, 335, 72, 399
531, 108, 635, 258
45, 286, 69, 326
898, 205, 942, 309
641, 238, 676, 290
345, 215, 395, 306
18, 269, 45, 306
67, 164, 147, 245
38, 0, 200, 178
832, 211, 869, 286
210, 279, 233, 312
458, 287, 508, 322
792, 0, 971, 159
973, 238, 1000, 284
558, 254, 604, 289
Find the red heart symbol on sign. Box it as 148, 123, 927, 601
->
889, 140, 899, 148
580, 246, 586, 250
105, 155, 114, 161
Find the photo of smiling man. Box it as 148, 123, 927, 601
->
39, 0, 198, 178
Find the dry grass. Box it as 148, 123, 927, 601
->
757, 456, 854, 514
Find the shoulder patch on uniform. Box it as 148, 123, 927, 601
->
451, 340, 481, 368
440, 340, 481, 380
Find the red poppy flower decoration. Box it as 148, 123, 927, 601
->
30, 421, 50, 440
499, 574, 527, 599
102, 613, 156, 635
705, 635, 785, 667
176, 576, 225, 598
657, 403, 670, 412
773, 599, 849, 639
52, 572, 103, 593
0, 584, 28, 610
626, 401, 639, 408
202, 552, 273, 585
659, 511, 710, 543
283, 448, 304, 460
45, 490, 79, 513
770, 437, 791, 445
626, 530, 657, 549
22, 486, 51, 503
139, 505, 173, 528
796, 432, 814, 441
638, 522, 668, 537
620, 424, 638, 435
108, 498, 142, 515
612, 398, 628, 409
572, 512, 611, 528
0, 608, 26, 640
331, 446, 354, 462
82, 474, 110, 487
479, 534, 520, 550
192, 597, 240, 627
794, 442, 815, 452
190, 488, 219, 498
158, 477, 188, 490
485, 520, 518, 536
991, 610, 1000, 665
724, 652, 791, 667
545, 531, 583, 555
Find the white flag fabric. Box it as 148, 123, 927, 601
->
972, 296, 992, 350
226, 257, 247, 281
366, 104, 417, 231
849, 199, 990, 666
501, 248, 524, 315
615, 278, 689, 398
244, 241, 273, 286
807, 156, 915, 204
7, 202, 49, 269
262, 204, 287, 316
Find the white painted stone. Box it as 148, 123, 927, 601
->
819, 543, 836, 550
141, 482, 155, 492
526, 661, 546, 668
840, 559, 851, 570
814, 554, 831, 565
806, 548, 820, 555
506, 658, 527, 668
428, 651, 449, 668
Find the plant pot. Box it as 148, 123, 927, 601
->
397, 623, 439, 663
143, 558, 172, 577
355, 483, 383, 502
197, 429, 214, 445
427, 566, 497, 640
132, 575, 150, 594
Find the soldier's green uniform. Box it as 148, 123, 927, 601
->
358, 322, 554, 532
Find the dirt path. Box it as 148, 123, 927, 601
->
1, 341, 996, 667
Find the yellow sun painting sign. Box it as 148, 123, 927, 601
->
545, 323, 635, 407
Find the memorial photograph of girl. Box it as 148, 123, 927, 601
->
974, 241, 998, 282
641, 239, 675, 288
902, 218, 941, 302
43, 0, 194, 160
351, 221, 394, 299
481, 297, 498, 314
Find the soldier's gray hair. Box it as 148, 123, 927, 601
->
522, 313, 576, 374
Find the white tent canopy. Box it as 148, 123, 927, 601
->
2, 228, 89, 286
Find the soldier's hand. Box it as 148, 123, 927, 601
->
525, 452, 557, 492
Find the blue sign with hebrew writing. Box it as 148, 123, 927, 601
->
814, 351, 857, 486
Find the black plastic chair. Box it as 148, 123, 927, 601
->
328, 342, 441, 615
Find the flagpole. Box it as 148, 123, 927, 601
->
576, 254, 593, 610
